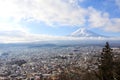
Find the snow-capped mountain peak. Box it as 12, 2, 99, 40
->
70, 28, 104, 37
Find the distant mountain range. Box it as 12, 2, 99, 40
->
69, 28, 106, 37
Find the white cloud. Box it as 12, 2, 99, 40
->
0, 0, 119, 32
88, 7, 109, 28
0, 32, 119, 43
0, 22, 27, 32
0, 20, 30, 43
115, 0, 120, 9
0, 0, 119, 43
0, 0, 87, 26
105, 18, 120, 32
87, 7, 120, 32
0, 0, 120, 31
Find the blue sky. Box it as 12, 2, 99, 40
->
0, 0, 120, 43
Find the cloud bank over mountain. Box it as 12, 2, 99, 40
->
0, 28, 119, 43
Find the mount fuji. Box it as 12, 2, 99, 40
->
69, 28, 106, 37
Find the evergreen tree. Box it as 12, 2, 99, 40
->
99, 42, 114, 80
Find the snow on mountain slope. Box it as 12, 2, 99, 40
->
70, 28, 105, 37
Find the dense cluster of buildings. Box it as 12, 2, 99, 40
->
0, 46, 119, 80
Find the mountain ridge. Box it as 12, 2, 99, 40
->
69, 28, 106, 37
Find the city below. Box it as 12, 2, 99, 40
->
0, 42, 119, 80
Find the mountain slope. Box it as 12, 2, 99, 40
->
70, 28, 105, 37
